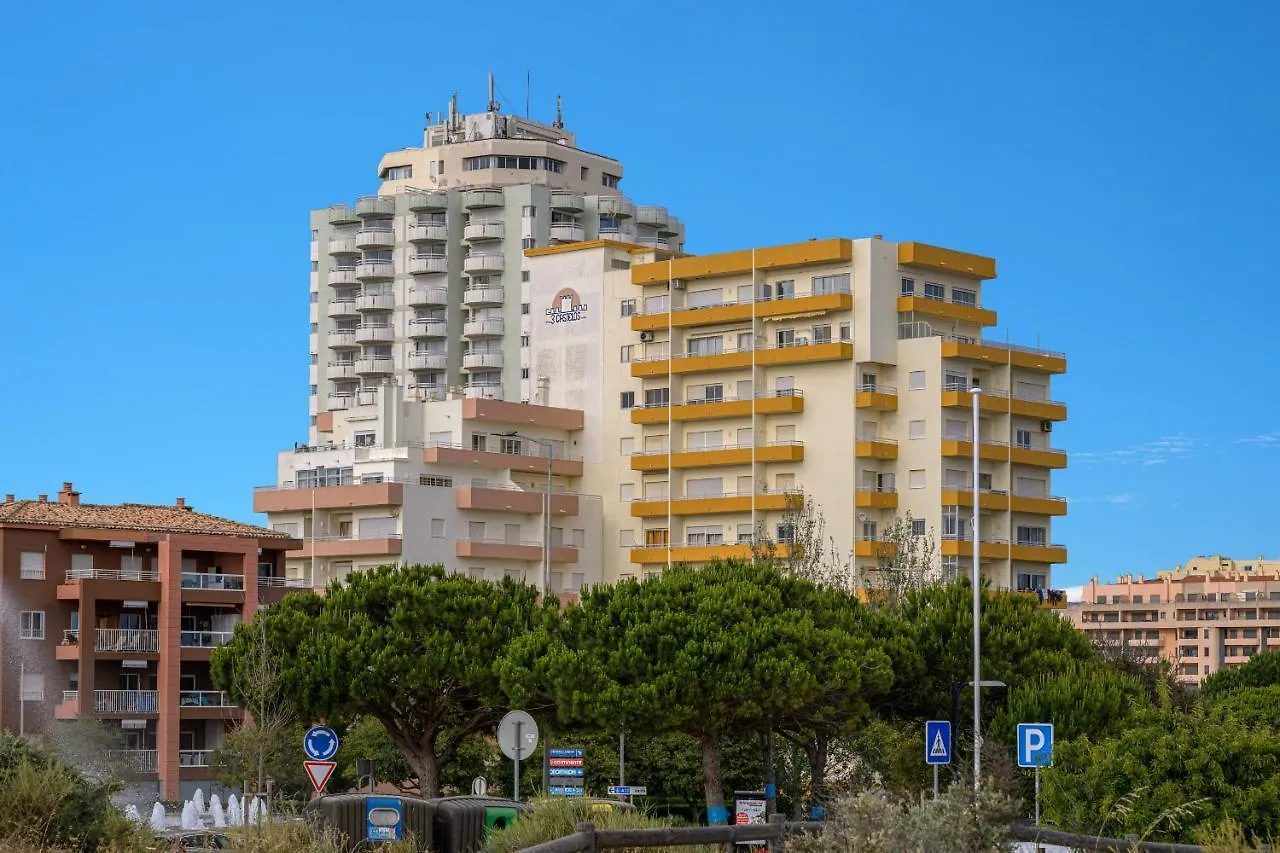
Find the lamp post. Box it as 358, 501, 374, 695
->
970, 384, 983, 791
496, 431, 553, 596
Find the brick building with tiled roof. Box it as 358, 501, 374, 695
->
0, 482, 301, 801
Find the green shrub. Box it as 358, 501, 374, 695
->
787, 787, 1019, 853
0, 732, 150, 852
487, 797, 710, 853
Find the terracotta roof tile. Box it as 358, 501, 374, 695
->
0, 499, 289, 540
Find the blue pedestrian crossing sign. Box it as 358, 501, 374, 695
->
925, 720, 951, 765
304, 725, 340, 762
1017, 723, 1054, 768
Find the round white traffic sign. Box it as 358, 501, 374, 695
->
497, 710, 539, 761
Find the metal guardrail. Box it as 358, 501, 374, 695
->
66, 567, 161, 582
1010, 822, 1208, 852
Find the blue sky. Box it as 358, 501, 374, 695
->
3, 1, 1278, 588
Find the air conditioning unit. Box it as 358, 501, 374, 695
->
671, 279, 686, 290
795, 336, 810, 346
1040, 421, 1053, 432
639, 330, 655, 342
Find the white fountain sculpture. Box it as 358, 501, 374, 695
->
123, 804, 142, 824
227, 795, 243, 827
193, 788, 206, 815
260, 798, 270, 824
149, 802, 167, 832
211, 796, 227, 829
181, 800, 199, 830
248, 796, 262, 826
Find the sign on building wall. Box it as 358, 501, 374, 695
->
546, 288, 589, 324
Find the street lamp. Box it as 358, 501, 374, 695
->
970, 384, 983, 791
497, 431, 553, 596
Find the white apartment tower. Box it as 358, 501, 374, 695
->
309, 77, 685, 447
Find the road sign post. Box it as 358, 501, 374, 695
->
925, 721, 951, 800
1016, 723, 1054, 825
303, 725, 340, 798
304, 760, 337, 794
498, 711, 540, 802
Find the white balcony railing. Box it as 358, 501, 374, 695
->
66, 567, 160, 583
181, 572, 245, 590
179, 750, 214, 767
94, 690, 159, 713
107, 750, 158, 772
62, 690, 78, 703
95, 629, 159, 653
258, 576, 307, 588
180, 630, 235, 648
180, 690, 234, 708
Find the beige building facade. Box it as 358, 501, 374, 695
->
522, 237, 1068, 587
309, 81, 683, 448
255, 394, 602, 594
1072, 556, 1280, 683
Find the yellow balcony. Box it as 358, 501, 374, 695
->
941, 338, 1066, 374
897, 241, 996, 279
630, 441, 804, 471
940, 440, 1067, 469
941, 389, 1067, 422
939, 538, 1068, 563
631, 238, 852, 285
940, 489, 1068, 517
630, 490, 802, 518
897, 295, 997, 327
855, 488, 898, 509
631, 342, 853, 377
630, 390, 804, 424
630, 292, 852, 331
855, 438, 898, 460
854, 384, 898, 411
629, 541, 794, 565
855, 539, 897, 559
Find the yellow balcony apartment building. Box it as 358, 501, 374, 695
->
523, 236, 1067, 589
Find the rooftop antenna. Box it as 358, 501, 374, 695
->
488, 72, 500, 113
526, 69, 531, 118
553, 94, 564, 129
449, 92, 458, 133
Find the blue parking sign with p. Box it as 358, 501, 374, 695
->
1017, 723, 1053, 768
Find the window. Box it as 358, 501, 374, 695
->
644, 387, 670, 407
420, 476, 453, 487
812, 324, 832, 344
643, 293, 669, 313
1015, 429, 1032, 449
687, 336, 723, 356
944, 370, 967, 391
620, 299, 636, 317
522, 238, 535, 249
776, 376, 795, 395
1016, 476, 1047, 498
383, 164, 412, 180
909, 470, 926, 489
20, 611, 45, 640
909, 420, 926, 440
1016, 526, 1047, 546
521, 368, 530, 379
736, 332, 756, 351
19, 671, 43, 702
900, 277, 915, 295
620, 345, 633, 363
775, 425, 796, 442
521, 270, 531, 282
686, 525, 724, 546
942, 507, 966, 539
912, 519, 926, 536
775, 280, 796, 299
521, 303, 530, 315
611, 258, 631, 270
953, 288, 977, 306
945, 419, 967, 439
620, 437, 635, 455
581, 166, 589, 180
602, 173, 621, 188
686, 430, 724, 450
737, 523, 755, 543
522, 205, 537, 217
924, 282, 945, 300
619, 529, 635, 546
620, 484, 635, 502
908, 371, 926, 390
471, 433, 488, 451
521, 335, 529, 347
20, 551, 45, 580
354, 431, 376, 447
777, 522, 797, 543
776, 329, 795, 348
839, 323, 851, 341
685, 477, 725, 502
499, 436, 522, 455
1017, 572, 1048, 591
430, 518, 445, 538
811, 273, 850, 294
688, 288, 724, 308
